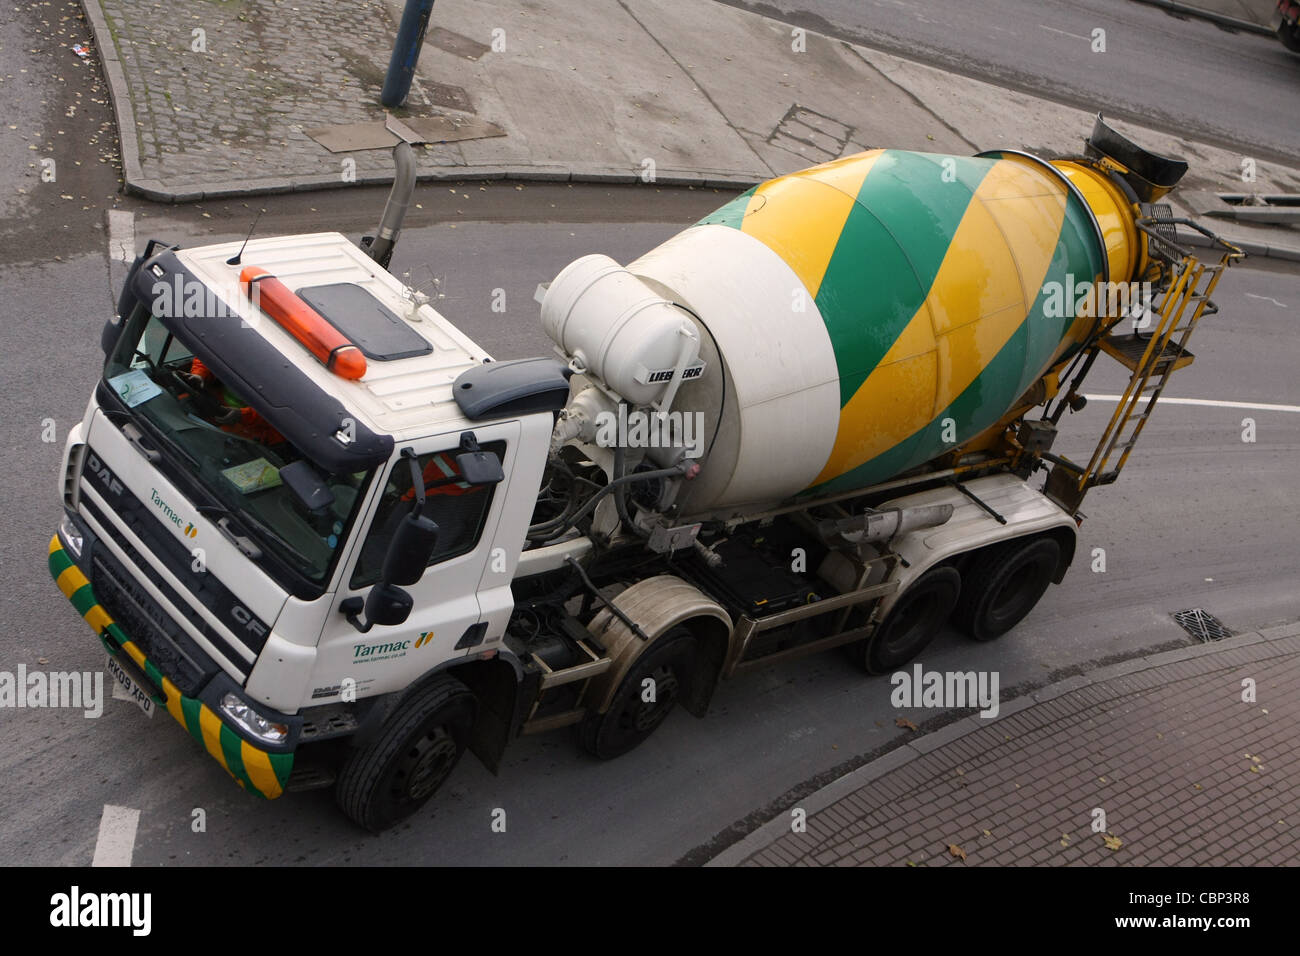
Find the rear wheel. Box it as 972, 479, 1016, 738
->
578, 626, 695, 760
846, 566, 961, 675
335, 675, 475, 832
951, 537, 1060, 642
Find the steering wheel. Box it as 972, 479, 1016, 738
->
168, 367, 226, 420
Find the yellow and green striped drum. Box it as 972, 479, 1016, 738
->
628, 148, 1129, 514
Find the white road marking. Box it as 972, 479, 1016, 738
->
1084, 394, 1300, 414
92, 804, 140, 867
1245, 293, 1287, 308
1039, 25, 1091, 41
107, 208, 135, 263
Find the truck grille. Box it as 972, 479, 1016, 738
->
92, 548, 209, 696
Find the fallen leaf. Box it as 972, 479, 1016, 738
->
895, 717, 918, 731
982, 829, 992, 837
947, 844, 966, 860
906, 860, 917, 867
1249, 765, 1260, 773
1103, 834, 1122, 851
37, 657, 48, 665
1099, 776, 1108, 783
1194, 783, 1203, 791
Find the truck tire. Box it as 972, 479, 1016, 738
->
951, 537, 1059, 642
578, 626, 695, 760
335, 675, 475, 832
847, 566, 960, 675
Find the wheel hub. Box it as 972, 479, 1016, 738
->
396, 729, 458, 802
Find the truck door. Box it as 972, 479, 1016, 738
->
312, 423, 519, 702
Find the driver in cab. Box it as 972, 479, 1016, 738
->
179, 357, 284, 446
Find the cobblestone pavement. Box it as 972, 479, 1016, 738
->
93, 0, 423, 198
712, 627, 1300, 866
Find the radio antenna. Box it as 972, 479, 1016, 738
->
226, 209, 264, 266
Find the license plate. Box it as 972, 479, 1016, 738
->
106, 654, 157, 719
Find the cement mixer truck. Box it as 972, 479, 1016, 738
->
49, 116, 1240, 829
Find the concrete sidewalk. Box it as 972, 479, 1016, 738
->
707, 623, 1300, 866
80, 0, 1300, 261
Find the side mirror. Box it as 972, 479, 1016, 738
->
456, 431, 504, 486
103, 254, 145, 357
363, 582, 414, 629
383, 512, 440, 586
340, 512, 438, 633
455, 450, 503, 486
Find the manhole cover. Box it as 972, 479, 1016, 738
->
1172, 608, 1232, 642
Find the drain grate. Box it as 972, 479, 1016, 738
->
1172, 608, 1233, 643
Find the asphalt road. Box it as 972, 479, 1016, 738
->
2, 185, 1297, 864
722, 0, 1300, 164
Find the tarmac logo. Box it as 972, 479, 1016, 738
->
890, 664, 999, 719
49, 886, 151, 936
352, 639, 411, 664
149, 488, 193, 537
415, 631, 435, 648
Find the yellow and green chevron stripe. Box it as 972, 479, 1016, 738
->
698, 149, 1109, 496
48, 535, 292, 799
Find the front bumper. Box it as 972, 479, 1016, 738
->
48, 534, 293, 799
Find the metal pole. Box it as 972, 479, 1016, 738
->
381, 0, 435, 108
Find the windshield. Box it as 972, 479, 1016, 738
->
103, 305, 373, 586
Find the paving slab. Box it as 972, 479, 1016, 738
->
710, 631, 1300, 866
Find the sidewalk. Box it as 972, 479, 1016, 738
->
708, 623, 1300, 866
78, 0, 1300, 260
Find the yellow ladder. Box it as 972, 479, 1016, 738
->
1044, 222, 1242, 512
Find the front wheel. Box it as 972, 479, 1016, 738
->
951, 537, 1060, 642
335, 675, 475, 832
578, 626, 696, 760
846, 566, 961, 675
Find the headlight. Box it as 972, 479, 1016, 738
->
58, 514, 85, 559
220, 693, 289, 745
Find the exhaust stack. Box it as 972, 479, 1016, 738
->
364, 141, 417, 269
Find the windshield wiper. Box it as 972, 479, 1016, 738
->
223, 503, 307, 566
195, 504, 264, 560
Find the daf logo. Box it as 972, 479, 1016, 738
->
85, 453, 124, 497
231, 604, 267, 639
